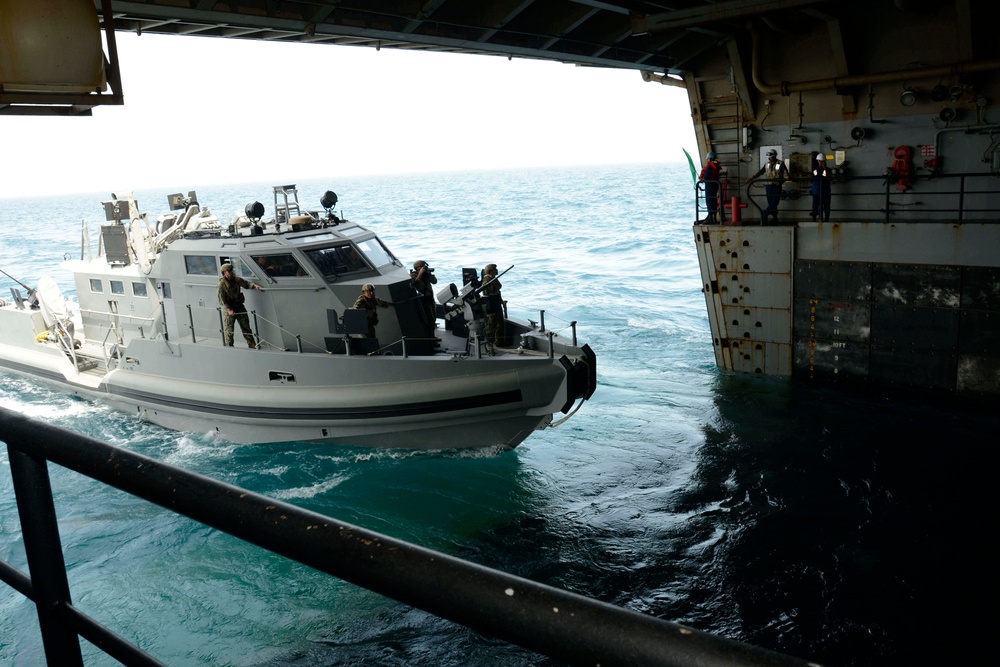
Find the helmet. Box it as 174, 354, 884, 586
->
707, 151, 716, 160
766, 149, 778, 157
815, 153, 827, 162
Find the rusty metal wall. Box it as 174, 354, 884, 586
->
793, 260, 1000, 395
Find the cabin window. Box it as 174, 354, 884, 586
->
160, 282, 172, 299
356, 237, 396, 268
184, 255, 218, 276
132, 282, 148, 297
252, 253, 307, 278
89, 279, 103, 292
304, 244, 371, 279
110, 280, 125, 295
220, 257, 256, 279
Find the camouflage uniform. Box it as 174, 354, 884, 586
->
353, 285, 393, 339
217, 265, 258, 348
412, 260, 438, 335
482, 264, 504, 346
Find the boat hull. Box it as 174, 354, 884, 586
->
0, 333, 579, 449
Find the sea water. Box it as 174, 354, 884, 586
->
0, 164, 995, 666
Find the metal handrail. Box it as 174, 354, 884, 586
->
239, 307, 328, 352
0, 406, 816, 667
77, 307, 156, 326
695, 171, 999, 225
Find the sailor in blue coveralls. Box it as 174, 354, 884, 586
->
810, 153, 833, 222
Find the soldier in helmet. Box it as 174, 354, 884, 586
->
217, 263, 263, 348
810, 153, 833, 222
481, 263, 505, 350
353, 283, 394, 340
411, 260, 438, 337
698, 151, 722, 223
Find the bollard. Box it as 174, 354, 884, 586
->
724, 195, 748, 225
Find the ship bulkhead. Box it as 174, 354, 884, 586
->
684, 1, 999, 397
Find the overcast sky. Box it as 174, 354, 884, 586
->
2, 32, 695, 198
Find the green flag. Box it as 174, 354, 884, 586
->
682, 148, 698, 188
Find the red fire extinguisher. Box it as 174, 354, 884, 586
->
890, 145, 913, 191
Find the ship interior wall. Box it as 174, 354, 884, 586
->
697, 223, 1000, 396
688, 1, 999, 226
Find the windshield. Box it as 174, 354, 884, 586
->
304, 244, 371, 279
356, 237, 396, 268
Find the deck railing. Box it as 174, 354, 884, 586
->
0, 406, 813, 667
696, 171, 999, 224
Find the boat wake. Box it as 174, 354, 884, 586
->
269, 475, 350, 500
0, 375, 98, 422
163, 434, 244, 467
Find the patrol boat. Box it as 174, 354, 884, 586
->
0, 185, 595, 449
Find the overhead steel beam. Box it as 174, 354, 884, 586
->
632, 0, 833, 34
568, 0, 631, 15
402, 0, 450, 35
104, 1, 670, 71
477, 0, 536, 43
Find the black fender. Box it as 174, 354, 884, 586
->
558, 344, 596, 413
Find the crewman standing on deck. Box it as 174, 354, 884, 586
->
411, 260, 438, 338
698, 151, 722, 223
481, 263, 504, 351
810, 153, 833, 222
353, 283, 394, 340
218, 263, 263, 348
748, 149, 789, 224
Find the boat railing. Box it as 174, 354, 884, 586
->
170, 300, 324, 352
78, 307, 156, 327
696, 171, 999, 224
78, 307, 157, 341
47, 321, 81, 370
533, 309, 580, 346
0, 407, 812, 667
90, 327, 119, 370
241, 308, 328, 353
367, 335, 446, 357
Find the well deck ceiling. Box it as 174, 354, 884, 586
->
102, 0, 855, 75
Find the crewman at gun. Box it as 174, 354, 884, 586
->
482, 263, 505, 349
